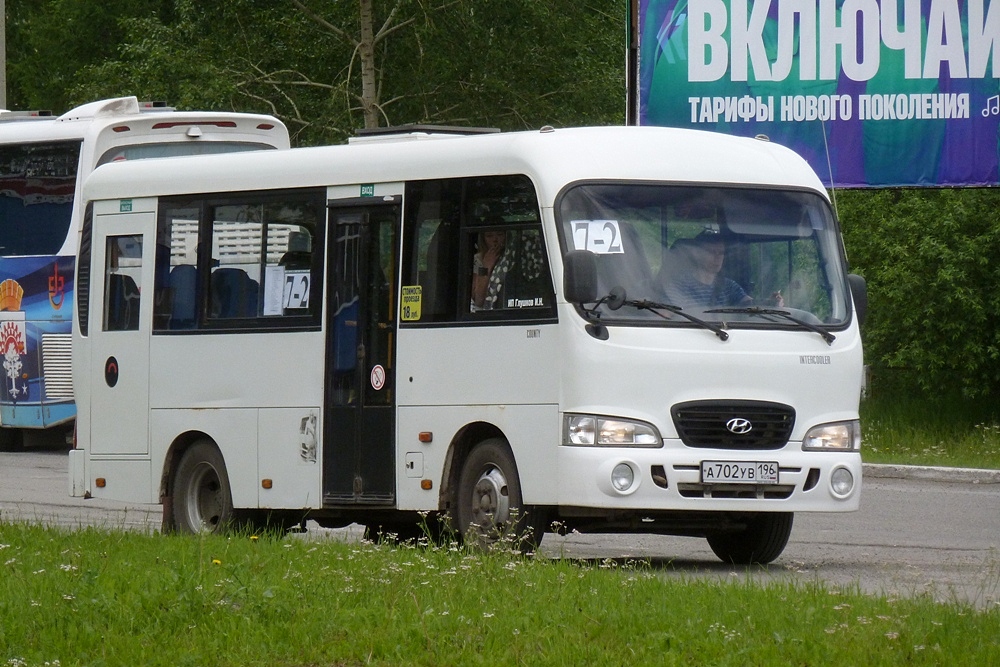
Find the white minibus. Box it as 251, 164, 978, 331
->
70, 125, 865, 563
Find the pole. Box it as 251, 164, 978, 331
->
1, 0, 7, 110
626, 0, 638, 126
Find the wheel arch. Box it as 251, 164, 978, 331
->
159, 430, 217, 532
437, 421, 508, 515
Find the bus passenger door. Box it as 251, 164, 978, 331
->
323, 198, 399, 505
88, 211, 154, 456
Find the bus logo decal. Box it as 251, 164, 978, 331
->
1, 319, 27, 399
0, 281, 27, 400
725, 418, 753, 435
370, 364, 386, 391
48, 263, 66, 310
0, 279, 23, 312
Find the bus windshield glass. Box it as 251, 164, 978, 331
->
97, 141, 278, 167
0, 141, 80, 256
558, 183, 851, 328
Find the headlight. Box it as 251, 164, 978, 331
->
802, 420, 861, 451
564, 414, 662, 447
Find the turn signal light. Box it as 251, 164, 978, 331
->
95, 478, 106, 488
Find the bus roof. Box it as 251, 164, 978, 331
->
0, 96, 289, 148
83, 125, 829, 205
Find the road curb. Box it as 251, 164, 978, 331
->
863, 463, 1000, 485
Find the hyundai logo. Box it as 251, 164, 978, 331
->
726, 418, 753, 435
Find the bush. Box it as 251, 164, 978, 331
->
837, 188, 1000, 399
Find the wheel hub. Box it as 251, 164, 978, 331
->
470, 467, 510, 529
188, 463, 223, 530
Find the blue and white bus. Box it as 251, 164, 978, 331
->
0, 97, 289, 449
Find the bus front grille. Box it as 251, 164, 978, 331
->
671, 400, 795, 450
41, 334, 74, 399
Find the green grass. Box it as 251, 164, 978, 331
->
861, 391, 1000, 469
1, 522, 998, 666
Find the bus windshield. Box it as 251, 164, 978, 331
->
558, 183, 851, 328
0, 141, 79, 256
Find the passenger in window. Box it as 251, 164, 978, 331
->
471, 229, 512, 311
665, 230, 782, 308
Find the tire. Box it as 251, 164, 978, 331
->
455, 438, 543, 553
173, 441, 235, 534
706, 512, 793, 565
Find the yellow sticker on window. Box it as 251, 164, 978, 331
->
401, 285, 422, 321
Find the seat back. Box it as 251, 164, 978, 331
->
169, 264, 197, 329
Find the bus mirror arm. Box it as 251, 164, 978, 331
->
581, 286, 628, 322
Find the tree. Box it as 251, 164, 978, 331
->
54, 0, 624, 144
838, 188, 1000, 400
5, 0, 172, 111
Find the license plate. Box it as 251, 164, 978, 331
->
700, 460, 779, 484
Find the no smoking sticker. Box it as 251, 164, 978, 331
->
370, 364, 386, 391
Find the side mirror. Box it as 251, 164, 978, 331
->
563, 250, 598, 304
848, 273, 867, 326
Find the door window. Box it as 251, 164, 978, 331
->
103, 235, 143, 331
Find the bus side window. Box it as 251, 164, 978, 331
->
402, 180, 462, 323
154, 206, 200, 331
467, 225, 554, 316
103, 235, 142, 332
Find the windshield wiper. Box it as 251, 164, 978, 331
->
611, 295, 730, 342
585, 287, 729, 341
705, 306, 836, 345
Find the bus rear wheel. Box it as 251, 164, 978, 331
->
455, 438, 541, 553
706, 512, 793, 565
173, 441, 235, 534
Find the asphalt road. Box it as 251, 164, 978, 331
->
2, 447, 998, 608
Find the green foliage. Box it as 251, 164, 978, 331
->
8, 0, 625, 145
2, 523, 999, 666
5, 0, 171, 111
838, 188, 1000, 399
861, 392, 1000, 468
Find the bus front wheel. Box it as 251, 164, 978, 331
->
173, 441, 235, 534
455, 438, 541, 552
706, 512, 793, 565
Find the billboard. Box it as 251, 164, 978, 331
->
634, 1, 1000, 187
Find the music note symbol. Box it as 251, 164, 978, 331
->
982, 94, 999, 117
